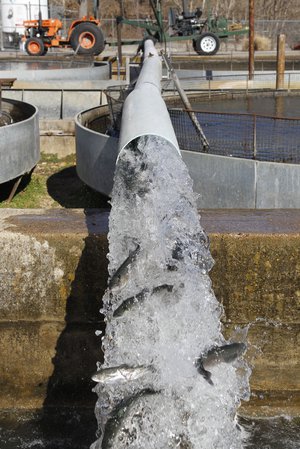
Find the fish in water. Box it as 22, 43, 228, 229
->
92, 364, 155, 385
107, 244, 141, 291
195, 342, 247, 386
113, 288, 150, 317
101, 389, 159, 449
113, 284, 173, 317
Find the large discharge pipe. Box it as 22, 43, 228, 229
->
118, 38, 181, 159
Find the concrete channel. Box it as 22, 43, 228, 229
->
0, 208, 299, 418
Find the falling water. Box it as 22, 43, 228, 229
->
91, 134, 251, 449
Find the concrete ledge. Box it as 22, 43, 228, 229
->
0, 209, 299, 417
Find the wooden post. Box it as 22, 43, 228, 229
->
275, 96, 284, 117
79, 0, 88, 18
248, 0, 255, 81
276, 34, 286, 90
117, 21, 123, 68
253, 114, 257, 160
117, 0, 124, 67
125, 57, 130, 84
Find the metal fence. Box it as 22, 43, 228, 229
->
255, 20, 300, 50
169, 108, 300, 164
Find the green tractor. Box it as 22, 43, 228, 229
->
116, 0, 248, 56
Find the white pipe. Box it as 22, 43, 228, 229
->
118, 39, 181, 160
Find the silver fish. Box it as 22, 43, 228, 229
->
92, 364, 155, 385
195, 342, 247, 386
112, 284, 173, 317
107, 244, 141, 290
113, 288, 149, 317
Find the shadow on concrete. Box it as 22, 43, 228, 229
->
47, 166, 110, 209
40, 209, 109, 448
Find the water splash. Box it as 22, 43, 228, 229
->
91, 135, 251, 448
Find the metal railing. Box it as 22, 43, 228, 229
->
163, 72, 300, 93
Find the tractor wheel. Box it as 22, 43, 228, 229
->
25, 37, 45, 56
70, 22, 105, 55
194, 32, 220, 56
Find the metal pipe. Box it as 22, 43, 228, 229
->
161, 51, 209, 150
118, 39, 180, 159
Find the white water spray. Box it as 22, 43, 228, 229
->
91, 38, 250, 449
91, 134, 250, 449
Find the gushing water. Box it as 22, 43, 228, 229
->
91, 135, 251, 449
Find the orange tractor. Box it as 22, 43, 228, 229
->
22, 16, 105, 56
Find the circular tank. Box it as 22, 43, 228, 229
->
0, 98, 39, 184
75, 91, 300, 208
0, 60, 110, 82
190, 92, 300, 117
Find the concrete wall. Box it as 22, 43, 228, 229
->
39, 119, 76, 157
0, 209, 108, 409
0, 208, 299, 417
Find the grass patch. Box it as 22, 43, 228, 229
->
0, 174, 50, 208
40, 153, 76, 165
40, 153, 61, 164
0, 153, 110, 209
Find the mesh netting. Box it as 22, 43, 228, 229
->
169, 109, 300, 164
105, 85, 133, 132
105, 86, 300, 164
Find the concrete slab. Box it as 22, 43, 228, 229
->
23, 90, 62, 119
62, 91, 102, 119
